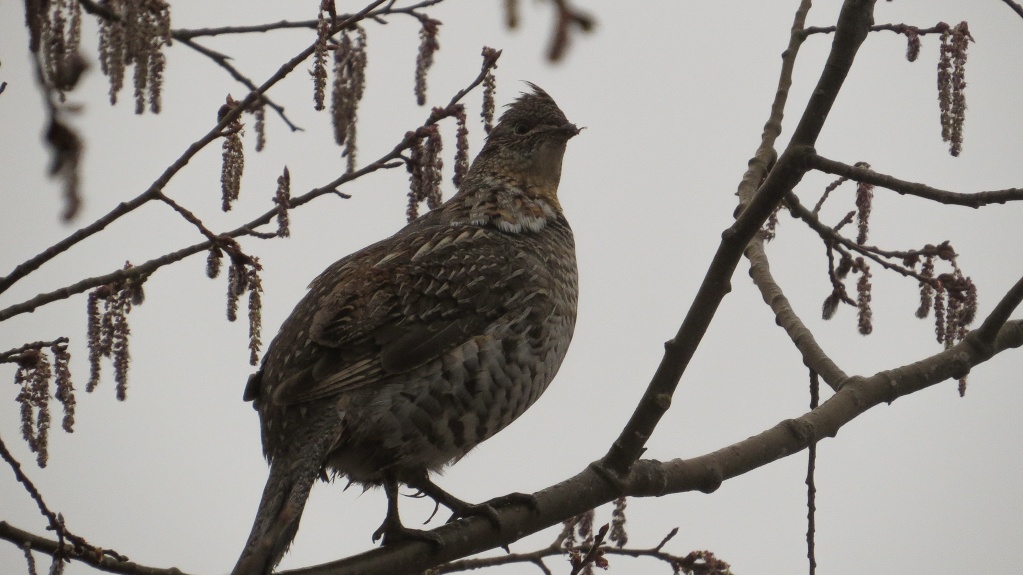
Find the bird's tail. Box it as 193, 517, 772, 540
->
231, 424, 339, 575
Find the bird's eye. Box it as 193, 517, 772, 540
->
513, 122, 532, 135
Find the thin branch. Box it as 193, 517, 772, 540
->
733, 0, 814, 210
806, 370, 819, 575
569, 524, 607, 575
173, 20, 318, 40
0, 240, 203, 322
0, 338, 69, 363
169, 0, 446, 39
0, 521, 187, 575
1001, 0, 1023, 20
745, 237, 849, 390
784, 193, 943, 284
0, 128, 227, 296
174, 36, 302, 132
0, 434, 127, 564
809, 154, 1023, 207
0, 435, 62, 541
153, 192, 224, 245
432, 543, 561, 574
802, 22, 951, 37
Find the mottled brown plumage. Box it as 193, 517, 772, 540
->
231, 85, 579, 575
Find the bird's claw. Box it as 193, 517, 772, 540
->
446, 492, 539, 529
372, 519, 442, 548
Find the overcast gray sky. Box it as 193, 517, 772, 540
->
2, 1, 1022, 574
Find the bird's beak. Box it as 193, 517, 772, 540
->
560, 123, 583, 138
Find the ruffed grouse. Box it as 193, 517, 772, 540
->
231, 84, 580, 575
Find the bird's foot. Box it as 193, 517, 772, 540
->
410, 475, 539, 530
371, 515, 442, 548
448, 491, 540, 527
375, 476, 442, 548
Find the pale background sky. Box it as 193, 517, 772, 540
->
2, 1, 1022, 574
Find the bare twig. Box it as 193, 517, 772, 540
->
809, 154, 1023, 207
0, 338, 70, 363
0, 434, 127, 564
173, 20, 318, 40
174, 37, 302, 132
974, 273, 1023, 346
0, 521, 180, 575
784, 193, 950, 284
1000, 0, 1023, 19
169, 0, 445, 39
802, 22, 951, 37
806, 370, 819, 575
0, 435, 61, 539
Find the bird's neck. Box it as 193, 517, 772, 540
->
448, 166, 563, 233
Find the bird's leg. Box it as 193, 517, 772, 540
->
372, 475, 442, 547
407, 473, 538, 530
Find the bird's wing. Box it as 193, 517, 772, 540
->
270, 223, 523, 405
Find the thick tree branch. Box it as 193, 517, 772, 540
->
788, 1, 875, 147
274, 317, 1022, 575
809, 154, 1023, 207
632, 320, 1023, 498
0, 436, 62, 544
602, 0, 877, 479
5, 316, 1019, 575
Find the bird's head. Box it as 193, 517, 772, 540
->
470, 83, 581, 203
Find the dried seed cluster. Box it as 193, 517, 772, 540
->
28, 0, 85, 99
220, 96, 245, 212
406, 124, 444, 221
98, 0, 172, 114
332, 26, 368, 173
6, 341, 74, 467
86, 263, 144, 401
937, 22, 972, 157
274, 167, 292, 238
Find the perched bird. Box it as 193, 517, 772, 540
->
230, 84, 580, 575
